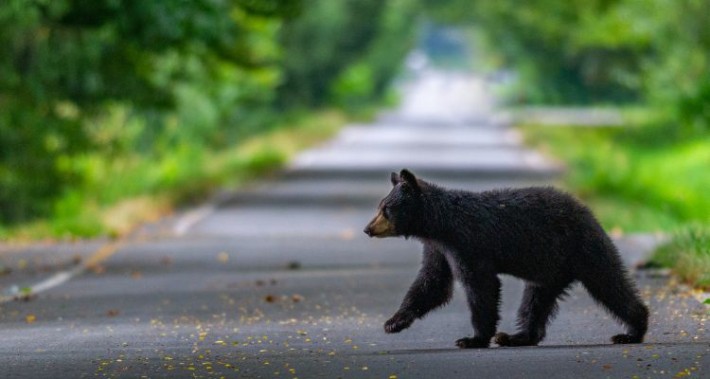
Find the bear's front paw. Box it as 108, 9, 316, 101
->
455, 337, 490, 349
384, 312, 415, 334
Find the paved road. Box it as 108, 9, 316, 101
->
1, 70, 707, 378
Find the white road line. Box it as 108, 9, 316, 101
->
0, 268, 80, 304
173, 204, 215, 236
0, 241, 123, 304
0, 202, 214, 304
28, 268, 79, 294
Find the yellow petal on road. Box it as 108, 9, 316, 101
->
339, 229, 355, 240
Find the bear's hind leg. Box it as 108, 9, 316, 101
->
580, 266, 648, 344
495, 282, 571, 347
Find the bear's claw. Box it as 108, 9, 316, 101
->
384, 312, 415, 334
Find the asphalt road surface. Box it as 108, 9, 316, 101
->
1, 70, 707, 378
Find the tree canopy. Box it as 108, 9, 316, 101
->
3, 0, 707, 233
0, 0, 420, 226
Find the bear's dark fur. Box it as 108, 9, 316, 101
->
364, 169, 648, 348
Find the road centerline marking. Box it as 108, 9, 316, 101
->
0, 240, 124, 304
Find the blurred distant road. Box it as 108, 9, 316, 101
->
1, 69, 707, 378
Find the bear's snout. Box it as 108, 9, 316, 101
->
364, 211, 396, 238
363, 226, 373, 237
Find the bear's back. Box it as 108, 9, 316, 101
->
457, 186, 605, 282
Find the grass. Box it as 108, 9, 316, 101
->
520, 123, 710, 232
653, 225, 710, 290
0, 109, 349, 242
519, 118, 710, 288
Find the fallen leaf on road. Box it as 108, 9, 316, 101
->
217, 252, 229, 263
610, 227, 623, 238
286, 261, 301, 270
339, 229, 355, 240
264, 295, 277, 303
106, 309, 120, 317
130, 270, 142, 279
25, 314, 36, 324
15, 293, 38, 302
14, 287, 36, 302
292, 294, 304, 303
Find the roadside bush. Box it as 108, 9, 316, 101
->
654, 224, 710, 289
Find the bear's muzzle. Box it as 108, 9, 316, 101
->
364, 210, 396, 238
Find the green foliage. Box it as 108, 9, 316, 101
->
330, 0, 420, 109
276, 0, 378, 107
653, 224, 710, 289
0, 0, 418, 238
330, 63, 376, 109
277, 0, 419, 108
424, 0, 642, 104
635, 0, 710, 135
0, 109, 346, 240
520, 123, 710, 232
426, 0, 710, 135
0, 0, 295, 225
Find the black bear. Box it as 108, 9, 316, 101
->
364, 169, 648, 348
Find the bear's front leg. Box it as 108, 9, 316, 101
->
384, 245, 453, 334
384, 310, 416, 333
456, 270, 501, 349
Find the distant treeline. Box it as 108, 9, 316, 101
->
427, 0, 710, 132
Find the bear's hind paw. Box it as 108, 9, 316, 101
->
611, 334, 643, 344
455, 337, 490, 349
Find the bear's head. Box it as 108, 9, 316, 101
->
364, 169, 425, 239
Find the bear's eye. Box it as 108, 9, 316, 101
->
382, 206, 391, 218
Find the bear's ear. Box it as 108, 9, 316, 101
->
399, 169, 420, 192
390, 172, 400, 187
